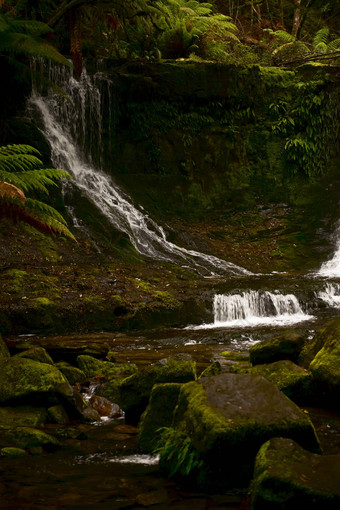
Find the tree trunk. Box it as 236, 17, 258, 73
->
291, 0, 301, 38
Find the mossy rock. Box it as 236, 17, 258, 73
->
199, 361, 222, 379
219, 351, 250, 362
231, 360, 312, 404
309, 336, 340, 407
95, 378, 121, 404
14, 346, 54, 365
138, 383, 182, 453
76, 355, 138, 379
299, 317, 340, 368
47, 404, 69, 425
252, 437, 340, 509
0, 334, 10, 358
164, 373, 320, 491
55, 362, 86, 385
0, 406, 47, 429
5, 426, 62, 451
1, 447, 26, 457
119, 359, 196, 424
0, 357, 73, 405
250, 331, 306, 365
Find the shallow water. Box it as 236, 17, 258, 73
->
2, 272, 340, 509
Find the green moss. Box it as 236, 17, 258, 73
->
1, 447, 27, 457
0, 406, 47, 429
15, 346, 54, 365
76, 355, 137, 380
5, 426, 62, 451
138, 383, 182, 453
220, 351, 250, 362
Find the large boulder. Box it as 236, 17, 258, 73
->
252, 437, 340, 509
159, 373, 320, 491
250, 331, 306, 365
14, 346, 54, 365
309, 335, 340, 407
232, 360, 312, 404
138, 383, 182, 453
119, 359, 196, 424
299, 317, 340, 368
0, 357, 72, 404
5, 426, 62, 452
55, 361, 86, 385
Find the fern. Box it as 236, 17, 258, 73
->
313, 28, 330, 49
0, 144, 76, 241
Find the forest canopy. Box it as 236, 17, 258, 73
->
1, 0, 340, 73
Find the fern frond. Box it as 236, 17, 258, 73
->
0, 144, 40, 156
314, 42, 328, 52
328, 39, 340, 51
25, 198, 68, 226
0, 181, 26, 204
313, 28, 330, 49
0, 154, 43, 172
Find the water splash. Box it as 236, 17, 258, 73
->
28, 64, 250, 276
319, 225, 340, 277
188, 290, 314, 329
317, 283, 340, 308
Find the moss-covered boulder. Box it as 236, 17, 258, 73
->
5, 426, 62, 451
0, 406, 46, 429
1, 447, 26, 457
251, 437, 340, 509
0, 357, 72, 404
0, 334, 10, 358
14, 346, 54, 365
55, 361, 86, 385
299, 318, 340, 368
250, 331, 306, 365
76, 355, 137, 379
138, 383, 182, 453
119, 359, 196, 424
160, 373, 320, 490
47, 404, 69, 425
232, 360, 312, 404
309, 335, 340, 407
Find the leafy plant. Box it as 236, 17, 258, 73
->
0, 144, 76, 240
0, 7, 71, 81
154, 427, 202, 477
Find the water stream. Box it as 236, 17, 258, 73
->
318, 223, 340, 277
28, 64, 250, 277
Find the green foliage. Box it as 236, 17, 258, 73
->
269, 80, 337, 176
0, 11, 71, 75
154, 426, 202, 477
0, 144, 76, 240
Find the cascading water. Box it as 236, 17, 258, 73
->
318, 224, 340, 277
188, 290, 314, 329
28, 63, 250, 277
317, 283, 340, 308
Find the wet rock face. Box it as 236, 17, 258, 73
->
165, 373, 320, 490
252, 437, 340, 509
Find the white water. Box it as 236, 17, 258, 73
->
317, 283, 340, 308
319, 225, 340, 277
188, 290, 314, 329
28, 65, 250, 276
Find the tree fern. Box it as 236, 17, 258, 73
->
313, 28, 330, 49
0, 144, 76, 241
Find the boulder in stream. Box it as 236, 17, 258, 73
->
250, 330, 306, 365
158, 373, 320, 491
76, 355, 137, 379
5, 426, 62, 452
0, 406, 47, 429
138, 382, 183, 453
14, 346, 54, 365
119, 358, 196, 424
232, 360, 312, 404
251, 437, 340, 509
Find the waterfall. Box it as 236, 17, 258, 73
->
28, 64, 251, 277
317, 283, 340, 308
188, 290, 314, 329
318, 225, 340, 277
